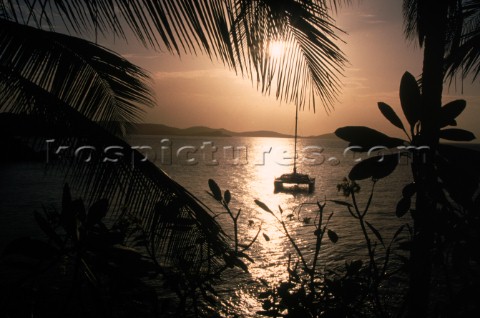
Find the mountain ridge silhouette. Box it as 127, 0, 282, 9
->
128, 123, 337, 139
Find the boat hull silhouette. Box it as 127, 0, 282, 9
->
274, 172, 315, 193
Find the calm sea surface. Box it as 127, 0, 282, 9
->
0, 135, 414, 315
127, 135, 413, 315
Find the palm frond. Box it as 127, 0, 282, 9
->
403, 0, 463, 48
403, 0, 480, 82
445, 0, 480, 81
0, 23, 230, 273
402, 0, 422, 45
0, 0, 353, 278
1, 0, 348, 111
1, 18, 154, 135
231, 0, 346, 110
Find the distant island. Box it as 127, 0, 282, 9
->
127, 123, 337, 139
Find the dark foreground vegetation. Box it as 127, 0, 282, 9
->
2, 0, 480, 317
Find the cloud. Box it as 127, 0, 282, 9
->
347, 67, 362, 72
153, 69, 237, 80
121, 53, 163, 60
343, 76, 369, 90
360, 13, 386, 25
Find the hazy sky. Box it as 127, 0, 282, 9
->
105, 0, 479, 139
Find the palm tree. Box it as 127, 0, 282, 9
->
402, 0, 480, 141
402, 1, 480, 316
332, 2, 480, 316
1, 0, 351, 313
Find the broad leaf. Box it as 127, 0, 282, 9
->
327, 229, 339, 243
348, 154, 398, 181
378, 102, 405, 130
396, 197, 411, 218
439, 128, 476, 141
262, 233, 270, 242
335, 126, 405, 150
255, 200, 273, 214
402, 183, 417, 198
399, 72, 421, 129
208, 179, 222, 201
440, 99, 466, 128
224, 190, 231, 204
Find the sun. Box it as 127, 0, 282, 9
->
268, 41, 285, 58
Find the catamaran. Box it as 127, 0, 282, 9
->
274, 106, 315, 193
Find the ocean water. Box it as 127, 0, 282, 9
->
126, 135, 413, 314
0, 135, 414, 315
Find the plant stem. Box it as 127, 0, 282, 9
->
351, 184, 384, 317
310, 203, 324, 292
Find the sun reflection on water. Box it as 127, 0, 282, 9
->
126, 135, 412, 316
222, 137, 324, 315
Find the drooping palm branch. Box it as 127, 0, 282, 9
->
0, 19, 153, 135
1, 20, 229, 273
1, 0, 354, 279
1, 0, 350, 111
230, 0, 348, 110
403, 0, 480, 82
445, 0, 480, 81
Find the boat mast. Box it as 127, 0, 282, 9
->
293, 105, 298, 174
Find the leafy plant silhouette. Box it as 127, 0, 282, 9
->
335, 71, 480, 316
253, 192, 408, 317
0, 184, 160, 317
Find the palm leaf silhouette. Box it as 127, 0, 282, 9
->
1, 19, 153, 135
445, 0, 480, 81
1, 0, 353, 280
1, 0, 350, 111
230, 0, 347, 110
403, 0, 480, 82
1, 20, 229, 272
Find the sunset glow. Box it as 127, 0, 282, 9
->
268, 41, 285, 59
117, 0, 479, 139
3, 0, 480, 316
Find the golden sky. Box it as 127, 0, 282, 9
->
105, 0, 479, 139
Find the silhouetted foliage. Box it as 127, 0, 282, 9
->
0, 184, 161, 317
336, 71, 480, 317
251, 181, 408, 317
